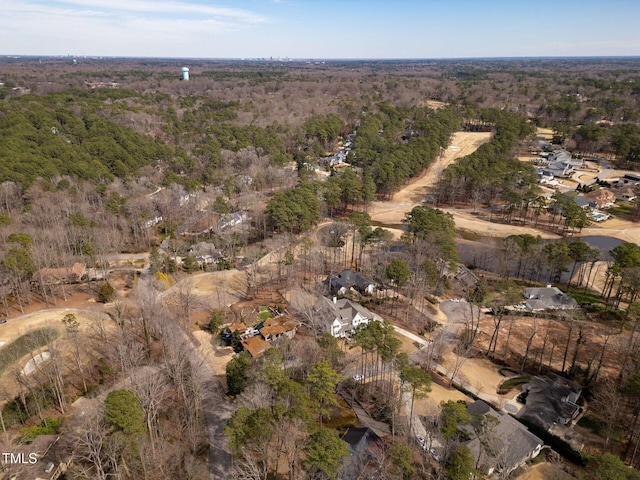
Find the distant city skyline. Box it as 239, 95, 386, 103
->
2, 0, 639, 59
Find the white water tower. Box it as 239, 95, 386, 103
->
181, 67, 189, 81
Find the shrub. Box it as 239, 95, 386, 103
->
19, 417, 63, 444
97, 282, 115, 303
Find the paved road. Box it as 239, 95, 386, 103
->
436, 299, 478, 348
186, 333, 234, 479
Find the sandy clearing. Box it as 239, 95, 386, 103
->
368, 132, 493, 226
392, 132, 493, 207
536, 127, 554, 140
422, 100, 447, 110
440, 352, 505, 395
376, 204, 640, 243
449, 211, 560, 239
163, 270, 246, 310
192, 330, 234, 375
515, 462, 576, 480
570, 261, 610, 295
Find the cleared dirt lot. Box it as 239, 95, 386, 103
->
449, 211, 559, 239
192, 330, 234, 375
515, 462, 576, 480
393, 132, 493, 206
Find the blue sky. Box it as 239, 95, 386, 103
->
2, 0, 639, 58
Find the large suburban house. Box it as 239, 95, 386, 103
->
523, 286, 578, 312
225, 315, 299, 358
538, 150, 584, 179
324, 269, 376, 295
313, 296, 382, 338
584, 189, 616, 209
465, 401, 543, 477
188, 241, 224, 266
32, 262, 87, 286
517, 374, 582, 431
614, 185, 637, 202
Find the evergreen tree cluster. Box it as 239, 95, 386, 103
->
437, 109, 538, 205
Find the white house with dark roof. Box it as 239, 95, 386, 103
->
313, 296, 382, 338
523, 286, 578, 312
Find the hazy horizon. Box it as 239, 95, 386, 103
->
3, 0, 639, 59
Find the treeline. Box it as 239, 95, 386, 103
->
436, 109, 537, 206
351, 104, 461, 198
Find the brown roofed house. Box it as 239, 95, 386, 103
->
259, 316, 298, 341
241, 335, 271, 358
584, 188, 616, 209
32, 262, 86, 286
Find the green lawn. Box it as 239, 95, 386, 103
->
258, 306, 273, 321
566, 288, 605, 305
499, 376, 531, 391
608, 202, 634, 217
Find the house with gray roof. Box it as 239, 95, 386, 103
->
465, 400, 543, 477
313, 296, 382, 338
341, 427, 382, 456
523, 286, 578, 312
324, 269, 376, 295
188, 241, 224, 265
573, 195, 593, 209
517, 374, 582, 431
542, 150, 584, 178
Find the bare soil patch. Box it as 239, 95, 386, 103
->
537, 127, 555, 140
422, 100, 447, 110
192, 330, 234, 375
0, 307, 106, 346
570, 261, 610, 294
450, 211, 559, 239
440, 351, 505, 394
392, 131, 493, 205
475, 313, 625, 381
163, 270, 246, 310
515, 462, 576, 480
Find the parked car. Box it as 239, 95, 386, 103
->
416, 435, 427, 450
0, 319, 6, 324
353, 374, 365, 381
